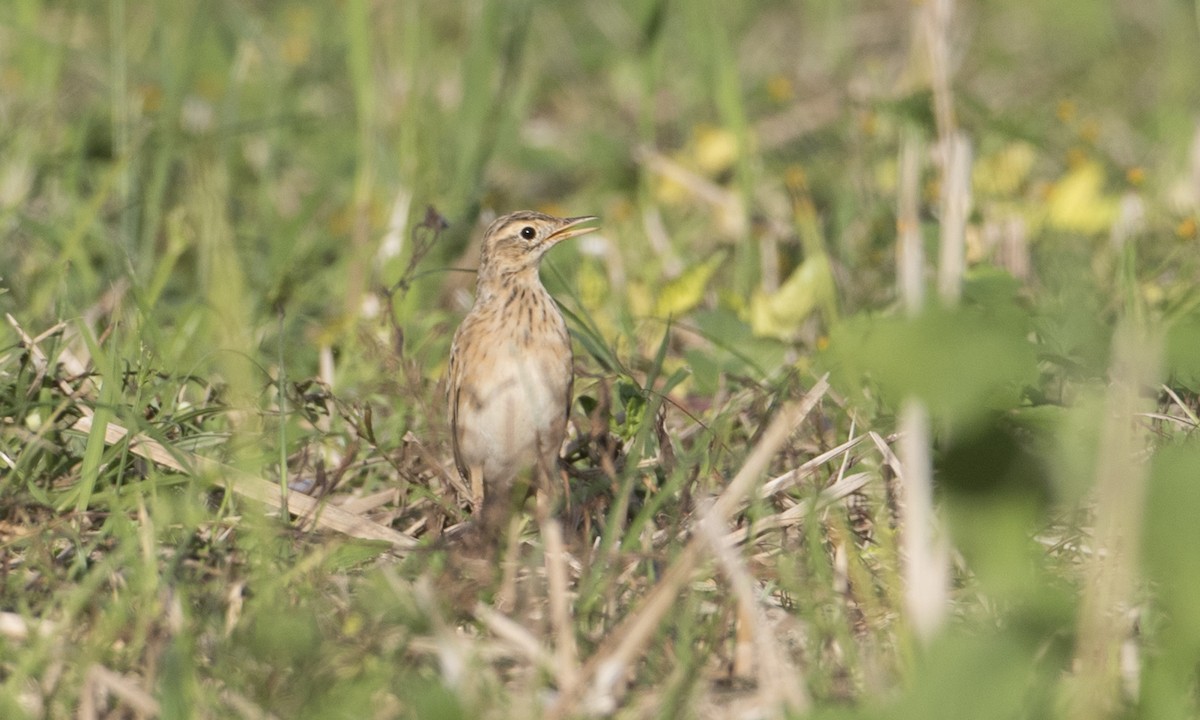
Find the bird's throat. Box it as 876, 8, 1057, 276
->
476, 265, 546, 302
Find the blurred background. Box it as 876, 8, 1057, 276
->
3, 0, 1196, 383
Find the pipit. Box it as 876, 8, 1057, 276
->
447, 210, 598, 536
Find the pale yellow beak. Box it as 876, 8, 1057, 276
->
547, 215, 600, 244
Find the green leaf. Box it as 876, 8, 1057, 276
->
825, 300, 1037, 427
561, 303, 621, 374
692, 308, 787, 378
614, 376, 647, 441
325, 540, 393, 571
1165, 313, 1200, 391
655, 252, 725, 318
75, 321, 119, 512
1144, 440, 1200, 645
748, 251, 837, 339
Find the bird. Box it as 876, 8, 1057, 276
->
447, 210, 598, 539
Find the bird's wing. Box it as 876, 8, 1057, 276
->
447, 329, 476, 484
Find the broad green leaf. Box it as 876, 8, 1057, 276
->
325, 540, 393, 571
825, 300, 1037, 427
1145, 441, 1200, 644
886, 625, 1068, 720
655, 252, 725, 318
682, 309, 789, 396
749, 251, 836, 339
1165, 312, 1200, 391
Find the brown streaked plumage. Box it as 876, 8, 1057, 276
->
447, 211, 598, 536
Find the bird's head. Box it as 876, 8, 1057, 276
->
477, 211, 599, 281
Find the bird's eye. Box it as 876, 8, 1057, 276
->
520, 226, 537, 240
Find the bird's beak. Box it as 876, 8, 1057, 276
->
547, 215, 600, 244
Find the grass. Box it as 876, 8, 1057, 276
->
3, 1, 1200, 718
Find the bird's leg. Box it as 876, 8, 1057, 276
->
478, 476, 528, 546
535, 486, 552, 524
469, 463, 485, 514
556, 461, 572, 514
534, 453, 567, 522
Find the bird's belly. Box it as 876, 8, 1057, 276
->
458, 345, 570, 481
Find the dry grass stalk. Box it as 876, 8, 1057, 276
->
759, 434, 867, 498
640, 206, 683, 278
474, 603, 558, 675
0, 611, 52, 642
993, 217, 1030, 281
723, 472, 873, 547
7, 314, 93, 407
542, 518, 582, 695
655, 434, 873, 548
697, 508, 811, 716
898, 400, 947, 642
1069, 324, 1161, 719
12, 314, 415, 550
1160, 384, 1200, 427
69, 415, 417, 550
77, 664, 160, 720
1191, 122, 1200, 206
754, 92, 842, 150
897, 132, 924, 314
216, 688, 283, 720
937, 131, 971, 303
552, 376, 830, 717
923, 0, 957, 140
335, 487, 402, 515
5, 315, 68, 394
635, 145, 746, 236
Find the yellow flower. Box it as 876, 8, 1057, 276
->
785, 165, 808, 192
767, 74, 794, 103
283, 8, 315, 66
1056, 99, 1076, 123
1046, 161, 1118, 235
693, 125, 739, 176
972, 142, 1036, 197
